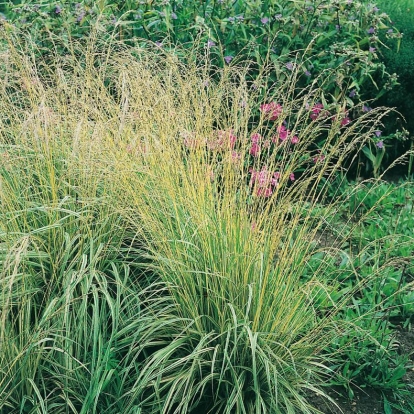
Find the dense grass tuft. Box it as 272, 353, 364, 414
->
0, 36, 411, 413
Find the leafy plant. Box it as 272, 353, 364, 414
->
368, 0, 414, 176
2, 0, 400, 100
1, 33, 413, 414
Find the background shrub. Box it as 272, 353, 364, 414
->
2, 0, 398, 99
370, 0, 414, 176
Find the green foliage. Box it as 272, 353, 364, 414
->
0, 35, 413, 414
375, 0, 414, 131
2, 0, 399, 101
321, 254, 411, 394
370, 0, 414, 175
302, 178, 414, 399
0, 43, 154, 412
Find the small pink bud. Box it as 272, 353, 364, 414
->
250, 142, 260, 157
251, 133, 262, 144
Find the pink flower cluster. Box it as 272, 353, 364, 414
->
207, 129, 237, 151
250, 133, 262, 156
249, 127, 298, 157
337, 109, 351, 127
309, 103, 327, 121
249, 167, 279, 197
313, 152, 326, 163
271, 125, 298, 144
249, 167, 295, 197
340, 116, 351, 127
310, 103, 351, 126
260, 101, 283, 121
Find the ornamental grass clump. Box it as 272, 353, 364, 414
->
102, 46, 396, 412
0, 35, 407, 413
0, 39, 169, 413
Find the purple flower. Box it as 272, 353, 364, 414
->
224, 55, 233, 64
367, 27, 375, 34
55, 5, 62, 14
228, 16, 235, 22
275, 14, 282, 21
349, 89, 356, 98
305, 70, 311, 77
376, 141, 384, 149
387, 29, 393, 34
285, 62, 294, 71
369, 47, 376, 53
236, 15, 244, 21
261, 17, 269, 24
362, 105, 372, 113
76, 10, 86, 22
155, 41, 163, 47
372, 6, 379, 12
171, 12, 177, 20
207, 39, 216, 48
374, 130, 382, 137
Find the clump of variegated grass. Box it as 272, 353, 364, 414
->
96, 44, 403, 412
0, 33, 410, 414
0, 37, 170, 412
